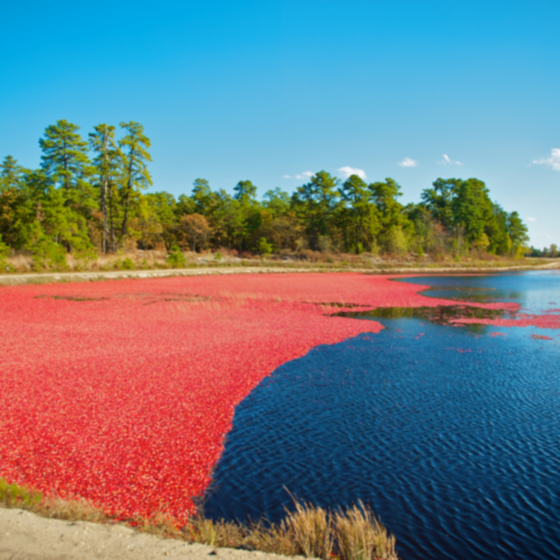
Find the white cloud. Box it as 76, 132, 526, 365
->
526, 217, 537, 222
438, 154, 463, 166
283, 171, 315, 180
295, 171, 315, 180
532, 148, 560, 171
398, 157, 418, 167
337, 166, 367, 180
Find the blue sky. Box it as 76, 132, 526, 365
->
1, 0, 558, 247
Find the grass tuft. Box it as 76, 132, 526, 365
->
282, 499, 333, 559
334, 501, 397, 560
0, 478, 42, 508
0, 478, 398, 559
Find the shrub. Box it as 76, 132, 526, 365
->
167, 246, 186, 268
0, 478, 42, 508
384, 227, 408, 256
33, 239, 67, 271
0, 234, 9, 271
258, 237, 273, 256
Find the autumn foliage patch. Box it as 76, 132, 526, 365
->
0, 273, 555, 524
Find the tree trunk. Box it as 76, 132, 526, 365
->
311, 214, 316, 251
101, 127, 109, 253
108, 181, 116, 252
121, 157, 134, 239
121, 185, 131, 239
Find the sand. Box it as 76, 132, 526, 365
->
0, 508, 295, 560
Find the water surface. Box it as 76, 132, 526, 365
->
204, 271, 560, 560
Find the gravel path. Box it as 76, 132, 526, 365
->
1, 261, 558, 286
0, 509, 293, 560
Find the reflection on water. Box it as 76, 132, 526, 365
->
337, 304, 511, 326
400, 271, 560, 312
204, 272, 560, 560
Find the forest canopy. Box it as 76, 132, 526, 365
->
0, 120, 532, 265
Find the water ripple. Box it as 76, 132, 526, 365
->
204, 273, 560, 560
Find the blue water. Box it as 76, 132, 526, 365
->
204, 271, 560, 560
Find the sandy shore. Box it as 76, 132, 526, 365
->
0, 508, 297, 560
0, 260, 558, 286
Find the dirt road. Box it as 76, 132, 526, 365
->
0, 508, 293, 560
1, 261, 558, 287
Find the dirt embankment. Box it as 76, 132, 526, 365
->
0, 508, 294, 560
0, 260, 558, 286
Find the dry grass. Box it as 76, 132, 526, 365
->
3, 248, 548, 276
281, 499, 334, 559
335, 502, 397, 560
1, 478, 107, 523
1, 478, 399, 559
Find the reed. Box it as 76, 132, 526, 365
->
334, 501, 398, 560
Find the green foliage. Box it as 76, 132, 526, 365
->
339, 174, 380, 254
24, 222, 67, 271
507, 211, 529, 255
0, 478, 42, 508
167, 246, 186, 267
89, 124, 121, 253
233, 180, 257, 205
121, 257, 135, 270
420, 178, 530, 257
119, 121, 153, 239
0, 121, 535, 263
258, 237, 273, 255
385, 226, 408, 255
0, 233, 9, 269
263, 187, 291, 218
39, 120, 95, 212
1, 155, 25, 192
293, 171, 339, 251
421, 178, 459, 229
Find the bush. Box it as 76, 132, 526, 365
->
70, 236, 98, 266
0, 478, 42, 508
121, 257, 135, 270
0, 234, 9, 271
258, 237, 273, 256
21, 223, 67, 271
33, 239, 67, 271
167, 246, 186, 267
384, 226, 408, 256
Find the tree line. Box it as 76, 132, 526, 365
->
0, 119, 531, 266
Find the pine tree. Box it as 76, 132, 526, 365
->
89, 124, 121, 252
119, 122, 152, 239
293, 171, 338, 251
0, 155, 24, 192
39, 120, 94, 209
339, 174, 379, 253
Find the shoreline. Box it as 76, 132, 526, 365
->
1, 260, 558, 286
0, 507, 296, 560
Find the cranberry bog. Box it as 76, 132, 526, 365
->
1, 272, 558, 524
